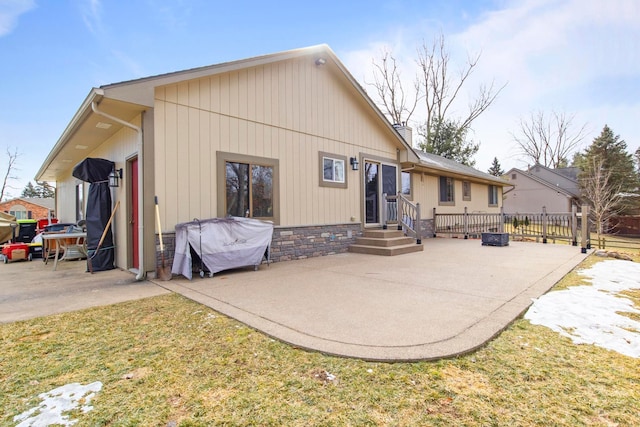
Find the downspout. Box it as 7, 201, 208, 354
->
91, 101, 146, 281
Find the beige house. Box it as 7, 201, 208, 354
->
36, 45, 508, 278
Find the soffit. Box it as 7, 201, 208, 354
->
36, 96, 146, 182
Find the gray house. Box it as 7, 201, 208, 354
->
503, 164, 582, 213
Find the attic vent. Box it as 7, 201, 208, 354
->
512, 173, 517, 180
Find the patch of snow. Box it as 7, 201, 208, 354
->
13, 381, 102, 427
525, 260, 640, 358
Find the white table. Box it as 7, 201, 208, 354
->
42, 232, 87, 271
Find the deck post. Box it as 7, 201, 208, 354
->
571, 205, 578, 246
397, 192, 403, 230
581, 204, 590, 252
542, 206, 548, 244
463, 206, 469, 239
416, 202, 421, 244
432, 207, 437, 237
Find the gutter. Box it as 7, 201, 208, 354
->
91, 101, 146, 281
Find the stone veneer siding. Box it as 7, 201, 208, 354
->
420, 219, 435, 238
156, 223, 362, 273
269, 223, 362, 262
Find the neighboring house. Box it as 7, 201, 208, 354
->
0, 197, 55, 220
503, 164, 582, 213
35, 44, 508, 278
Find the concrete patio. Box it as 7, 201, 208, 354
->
0, 238, 589, 361
158, 238, 588, 361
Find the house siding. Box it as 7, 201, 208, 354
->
154, 56, 400, 229
0, 199, 53, 220
411, 173, 503, 215
503, 171, 572, 213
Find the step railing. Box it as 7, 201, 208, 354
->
382, 193, 422, 244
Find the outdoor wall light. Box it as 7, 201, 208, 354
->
109, 167, 123, 188
350, 157, 359, 171
315, 57, 327, 66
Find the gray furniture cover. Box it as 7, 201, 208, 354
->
172, 217, 273, 280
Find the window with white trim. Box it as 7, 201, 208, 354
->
319, 152, 347, 189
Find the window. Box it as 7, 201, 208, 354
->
439, 176, 455, 205
9, 205, 28, 219
401, 171, 411, 196
488, 185, 499, 206
462, 181, 471, 201
319, 152, 347, 188
217, 152, 279, 223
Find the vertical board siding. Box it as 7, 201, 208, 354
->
411, 172, 502, 217
155, 56, 399, 228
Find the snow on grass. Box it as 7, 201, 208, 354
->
13, 381, 102, 427
525, 259, 640, 358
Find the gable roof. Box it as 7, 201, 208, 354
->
36, 44, 417, 182
0, 197, 55, 210
505, 167, 579, 199
412, 151, 510, 186
524, 163, 581, 197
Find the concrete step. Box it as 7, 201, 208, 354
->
354, 236, 415, 247
362, 229, 405, 239
348, 243, 424, 256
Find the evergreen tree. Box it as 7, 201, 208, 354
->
418, 118, 479, 167
578, 125, 639, 215
36, 181, 55, 198
578, 125, 638, 193
487, 157, 504, 176
20, 181, 55, 198
21, 182, 38, 197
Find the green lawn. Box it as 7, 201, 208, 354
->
1, 256, 639, 426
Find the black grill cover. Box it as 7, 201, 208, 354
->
72, 158, 115, 272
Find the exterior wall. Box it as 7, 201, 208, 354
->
153, 56, 400, 230
0, 199, 53, 220
410, 172, 503, 217
157, 223, 362, 273
503, 171, 572, 213
53, 116, 141, 270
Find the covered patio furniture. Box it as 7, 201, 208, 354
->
172, 217, 273, 280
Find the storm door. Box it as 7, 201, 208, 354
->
364, 160, 397, 226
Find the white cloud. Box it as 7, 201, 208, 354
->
341, 0, 640, 171
80, 0, 103, 35
0, 0, 35, 37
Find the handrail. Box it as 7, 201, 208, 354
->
383, 192, 422, 244
433, 205, 591, 250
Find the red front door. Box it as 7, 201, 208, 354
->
130, 158, 139, 269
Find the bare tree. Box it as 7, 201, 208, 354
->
1, 147, 20, 202
513, 110, 587, 168
580, 156, 623, 235
368, 48, 420, 125
417, 33, 506, 146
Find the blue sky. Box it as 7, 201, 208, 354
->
1, 0, 639, 199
